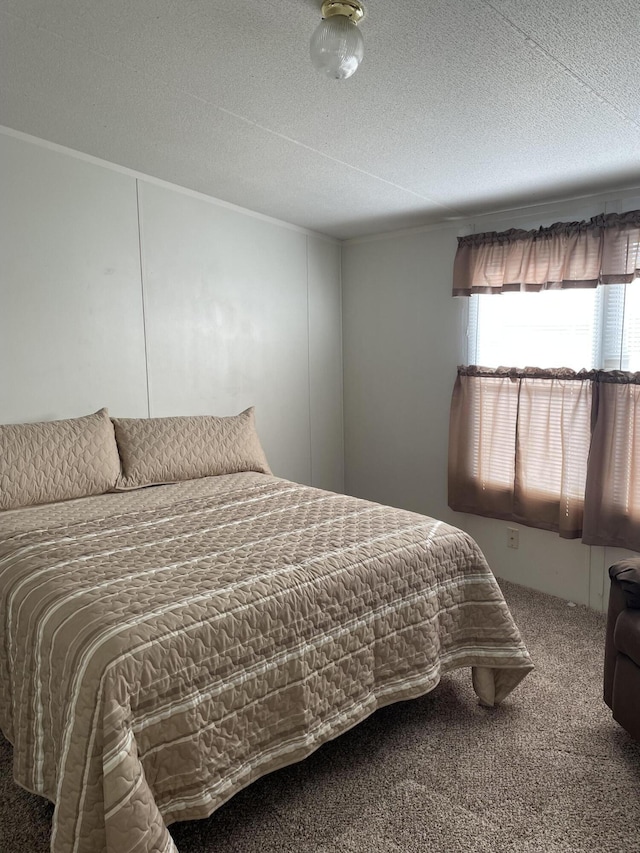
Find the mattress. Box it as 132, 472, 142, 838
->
0, 473, 533, 853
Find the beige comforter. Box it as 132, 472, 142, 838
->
0, 474, 532, 853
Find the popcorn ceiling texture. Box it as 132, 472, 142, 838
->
2, 1, 640, 238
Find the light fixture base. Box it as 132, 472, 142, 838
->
320, 0, 365, 24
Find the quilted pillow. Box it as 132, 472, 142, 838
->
0, 408, 121, 511
112, 407, 272, 489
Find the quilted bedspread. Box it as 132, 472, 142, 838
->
0, 473, 533, 853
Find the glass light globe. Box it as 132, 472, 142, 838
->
310, 15, 364, 80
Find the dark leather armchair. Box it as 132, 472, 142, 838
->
604, 560, 640, 740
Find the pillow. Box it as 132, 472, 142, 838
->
112, 406, 272, 489
0, 408, 121, 511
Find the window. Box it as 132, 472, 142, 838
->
467, 284, 640, 371
450, 284, 640, 548
449, 211, 640, 551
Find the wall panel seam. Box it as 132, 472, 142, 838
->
0, 127, 339, 243
306, 235, 314, 487
135, 179, 152, 418
338, 244, 345, 493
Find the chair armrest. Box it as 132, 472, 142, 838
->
609, 559, 640, 609
604, 559, 640, 706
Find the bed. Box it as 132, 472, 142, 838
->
0, 409, 533, 853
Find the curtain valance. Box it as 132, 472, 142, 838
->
452, 210, 640, 296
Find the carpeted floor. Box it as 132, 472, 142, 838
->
2, 580, 640, 853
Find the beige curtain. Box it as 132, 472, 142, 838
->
448, 368, 518, 520
453, 211, 640, 296
449, 367, 594, 538
583, 373, 640, 551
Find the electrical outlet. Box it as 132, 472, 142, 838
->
507, 527, 519, 549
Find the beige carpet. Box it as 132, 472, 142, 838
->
2, 580, 639, 853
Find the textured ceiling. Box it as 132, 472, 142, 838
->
1, 0, 640, 238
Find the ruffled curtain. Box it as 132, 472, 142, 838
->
453, 210, 640, 296
583, 372, 640, 551
449, 367, 640, 551
449, 367, 594, 539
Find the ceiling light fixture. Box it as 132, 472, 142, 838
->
310, 1, 366, 80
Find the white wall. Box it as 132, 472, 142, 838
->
342, 226, 464, 520
0, 133, 149, 422
4, 127, 638, 611
342, 194, 640, 612
0, 130, 344, 491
